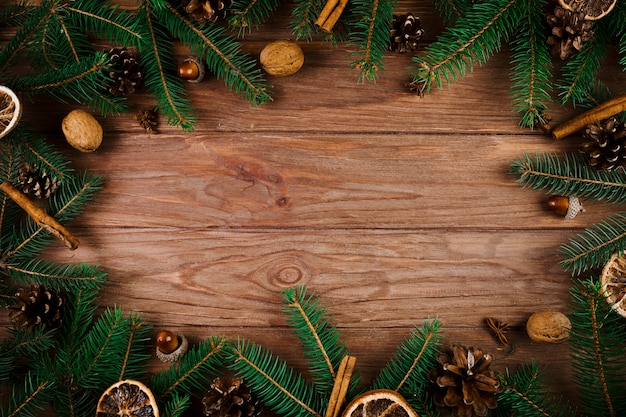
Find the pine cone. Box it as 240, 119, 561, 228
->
16, 163, 60, 199
8, 284, 65, 329
135, 107, 158, 134
546, 4, 593, 60
202, 377, 262, 417
580, 116, 626, 171
428, 345, 501, 417
182, 0, 233, 24
389, 14, 425, 53
106, 47, 142, 96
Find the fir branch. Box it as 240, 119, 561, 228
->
7, 51, 127, 116
411, 0, 524, 95
136, 2, 196, 130
227, 339, 324, 417
432, 0, 472, 23
498, 361, 576, 417
557, 20, 611, 107
12, 125, 72, 184
4, 260, 107, 292
73, 307, 149, 392
0, 327, 54, 381
370, 320, 442, 416
0, 1, 34, 27
0, 373, 52, 417
281, 286, 355, 395
151, 336, 228, 403
118, 311, 152, 382
349, 0, 396, 82
371, 321, 441, 392
160, 393, 192, 417
568, 279, 626, 417
510, 152, 626, 204
0, 0, 54, 75
509, 0, 552, 129
289, 0, 324, 41
64, 0, 142, 47
159, 1, 271, 106
229, 0, 282, 36
560, 212, 626, 274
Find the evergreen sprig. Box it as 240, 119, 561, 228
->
227, 338, 325, 417
568, 279, 626, 417
421, 0, 626, 128
281, 286, 357, 395
370, 320, 442, 416
509, 0, 551, 128
498, 361, 577, 417
560, 212, 626, 275
411, 0, 524, 96
510, 152, 626, 204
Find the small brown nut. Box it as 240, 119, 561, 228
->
62, 109, 103, 152
526, 311, 571, 343
260, 40, 304, 76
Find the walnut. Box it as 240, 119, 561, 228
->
61, 109, 103, 153
526, 311, 571, 343
260, 40, 304, 77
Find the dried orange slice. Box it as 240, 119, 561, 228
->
0, 85, 21, 139
342, 389, 419, 417
600, 252, 626, 318
96, 380, 159, 417
559, 0, 617, 20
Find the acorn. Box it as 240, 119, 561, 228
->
178, 57, 205, 83
155, 330, 188, 362
546, 195, 584, 219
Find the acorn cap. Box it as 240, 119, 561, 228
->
565, 196, 584, 220
156, 333, 188, 363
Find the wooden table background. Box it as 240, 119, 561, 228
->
3, 0, 626, 407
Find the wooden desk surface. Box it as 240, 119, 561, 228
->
2, 0, 625, 406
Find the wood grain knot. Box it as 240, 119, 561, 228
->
267, 257, 311, 287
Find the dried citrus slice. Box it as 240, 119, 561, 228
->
96, 380, 159, 417
342, 389, 419, 417
0, 85, 21, 139
600, 252, 626, 318
559, 0, 617, 20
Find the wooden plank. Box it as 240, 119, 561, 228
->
53, 131, 615, 230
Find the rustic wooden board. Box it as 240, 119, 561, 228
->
3, 0, 626, 409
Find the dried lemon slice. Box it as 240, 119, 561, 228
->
96, 380, 159, 417
559, 0, 617, 20
342, 389, 419, 417
600, 252, 626, 318
0, 85, 21, 139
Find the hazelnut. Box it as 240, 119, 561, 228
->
61, 109, 103, 152
155, 330, 188, 362
260, 40, 304, 76
178, 57, 205, 83
526, 311, 571, 343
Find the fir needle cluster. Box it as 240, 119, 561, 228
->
413, 0, 626, 128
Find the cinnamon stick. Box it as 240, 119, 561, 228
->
325, 355, 357, 417
0, 181, 79, 250
315, 0, 349, 32
552, 93, 626, 140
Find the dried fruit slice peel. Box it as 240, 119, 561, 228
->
342, 389, 419, 417
0, 85, 21, 139
558, 0, 617, 20
96, 380, 159, 417
601, 252, 626, 318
